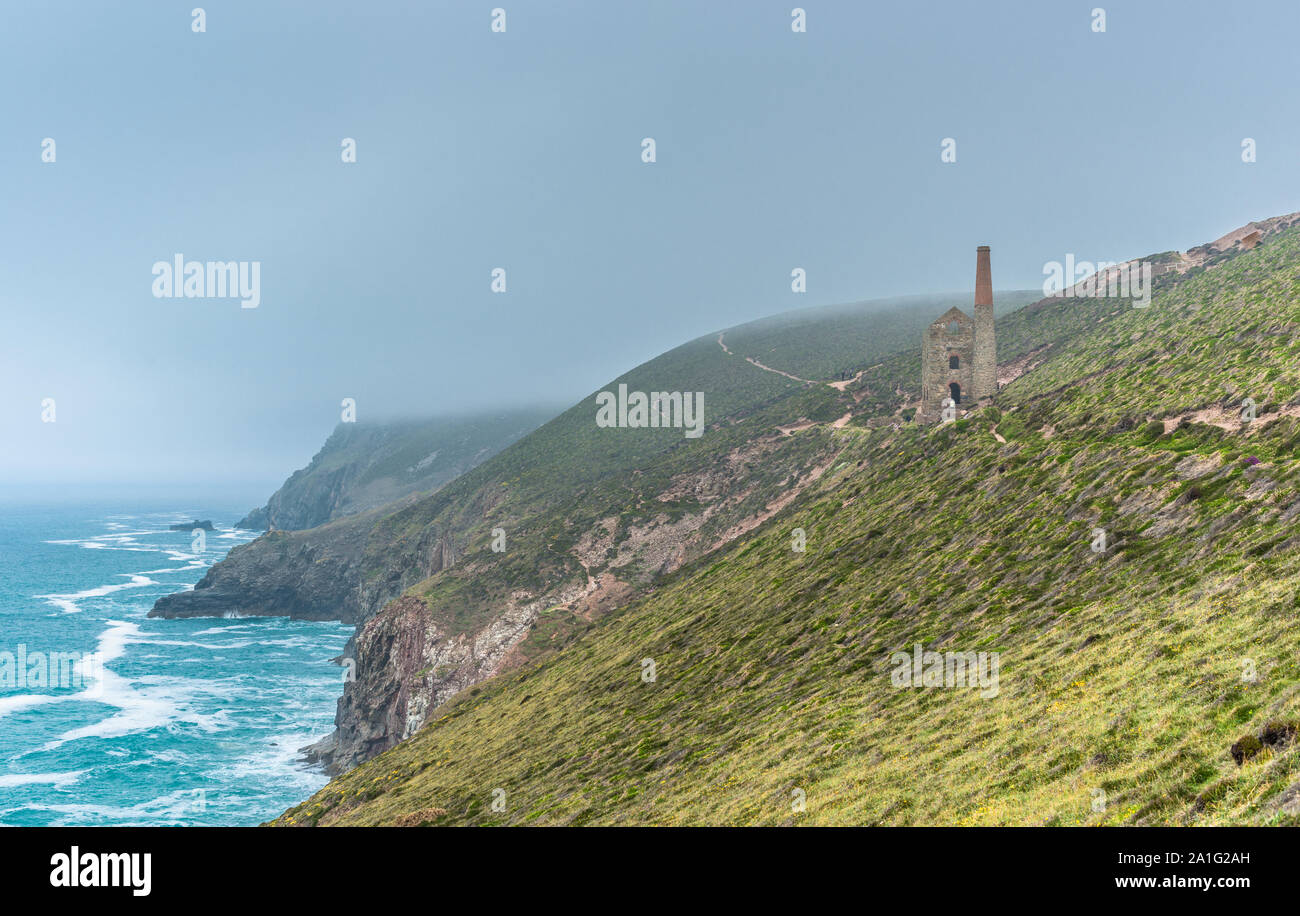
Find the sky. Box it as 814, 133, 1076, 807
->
3, 0, 1299, 501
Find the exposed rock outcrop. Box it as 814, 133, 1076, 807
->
310, 429, 847, 775
149, 511, 376, 622
305, 591, 552, 772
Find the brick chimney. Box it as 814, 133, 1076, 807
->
975, 246, 992, 306
972, 246, 996, 399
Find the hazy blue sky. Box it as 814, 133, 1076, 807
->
3, 0, 1298, 501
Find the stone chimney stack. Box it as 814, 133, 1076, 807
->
975, 246, 992, 307
972, 246, 996, 399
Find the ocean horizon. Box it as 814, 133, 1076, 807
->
0, 501, 352, 826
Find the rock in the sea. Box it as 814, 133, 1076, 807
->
169, 519, 214, 531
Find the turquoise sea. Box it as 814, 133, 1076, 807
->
0, 502, 352, 826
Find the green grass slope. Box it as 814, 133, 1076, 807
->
345, 289, 1027, 638
315, 291, 994, 772
353, 288, 1041, 612
277, 218, 1300, 826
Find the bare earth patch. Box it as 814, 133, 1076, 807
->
998, 345, 1050, 387
777, 418, 817, 436
1160, 404, 1300, 435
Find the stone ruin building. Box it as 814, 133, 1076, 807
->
919, 246, 996, 419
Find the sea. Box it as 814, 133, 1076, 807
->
0, 501, 353, 826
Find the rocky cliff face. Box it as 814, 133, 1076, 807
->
149, 510, 376, 623
237, 458, 368, 531
303, 592, 546, 771
151, 410, 555, 622
308, 423, 848, 774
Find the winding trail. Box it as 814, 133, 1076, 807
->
718, 331, 1050, 444
829, 366, 878, 391
716, 332, 820, 385
718, 331, 868, 433
742, 356, 814, 384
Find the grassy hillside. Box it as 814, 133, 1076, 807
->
353, 289, 1042, 610
311, 291, 1007, 771
277, 220, 1300, 826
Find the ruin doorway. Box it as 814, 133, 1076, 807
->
949, 382, 961, 404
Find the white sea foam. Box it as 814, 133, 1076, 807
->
18, 777, 267, 825
7, 514, 339, 824
222, 730, 333, 794
191, 624, 256, 635
46, 528, 166, 552
40, 621, 235, 749
139, 638, 259, 650
137, 563, 206, 574
1, 618, 134, 721
0, 770, 86, 788
38, 574, 158, 614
